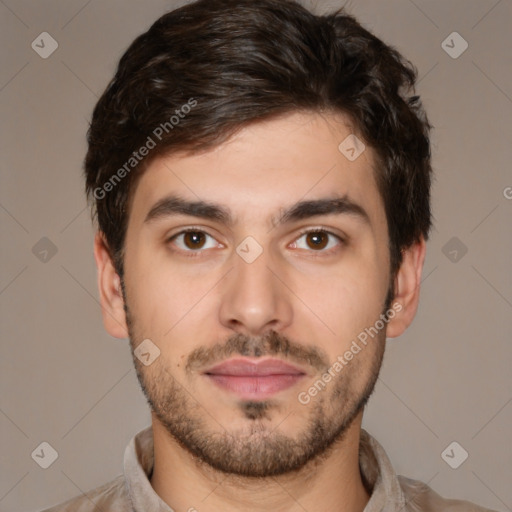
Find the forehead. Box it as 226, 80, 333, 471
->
129, 111, 385, 229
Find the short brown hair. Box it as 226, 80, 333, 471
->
85, 0, 433, 279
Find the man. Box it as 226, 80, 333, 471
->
42, 0, 496, 510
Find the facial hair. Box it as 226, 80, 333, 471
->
125, 305, 386, 478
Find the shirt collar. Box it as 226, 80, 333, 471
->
359, 429, 406, 511
123, 425, 172, 511
123, 425, 405, 512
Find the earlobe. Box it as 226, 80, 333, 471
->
93, 232, 129, 339
386, 236, 427, 339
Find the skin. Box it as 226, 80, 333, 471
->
94, 111, 426, 512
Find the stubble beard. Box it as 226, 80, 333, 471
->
125, 305, 386, 478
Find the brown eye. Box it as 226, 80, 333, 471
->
183, 231, 206, 249
292, 229, 343, 253
170, 230, 219, 253
305, 231, 329, 250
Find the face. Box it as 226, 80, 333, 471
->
101, 111, 418, 477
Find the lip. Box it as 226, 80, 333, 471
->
203, 358, 307, 400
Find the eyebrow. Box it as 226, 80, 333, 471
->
144, 194, 370, 228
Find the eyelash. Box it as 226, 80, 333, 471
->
167, 227, 345, 258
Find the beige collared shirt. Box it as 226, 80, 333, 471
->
40, 426, 496, 512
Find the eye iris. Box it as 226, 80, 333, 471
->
307, 232, 328, 250
184, 232, 205, 249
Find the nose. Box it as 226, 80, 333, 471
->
218, 247, 293, 337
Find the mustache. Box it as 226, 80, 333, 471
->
185, 330, 329, 374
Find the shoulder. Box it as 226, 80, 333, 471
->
398, 475, 499, 512
38, 475, 130, 512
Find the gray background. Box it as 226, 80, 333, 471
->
1, 0, 511, 511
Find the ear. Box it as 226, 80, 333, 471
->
93, 232, 129, 339
386, 236, 427, 339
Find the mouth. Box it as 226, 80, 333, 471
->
203, 357, 307, 400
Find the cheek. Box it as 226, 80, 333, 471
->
298, 256, 388, 352
122, 243, 176, 338
124, 246, 221, 345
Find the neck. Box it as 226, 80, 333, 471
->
150, 412, 370, 512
